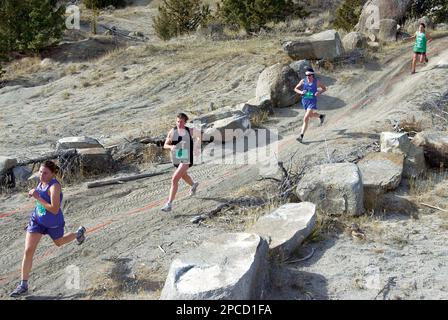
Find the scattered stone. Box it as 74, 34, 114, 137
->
12, 166, 32, 184
357, 0, 412, 35
342, 32, 367, 51
160, 233, 269, 300
56, 136, 103, 151
77, 148, 114, 175
202, 114, 251, 143
381, 132, 411, 154
0, 157, 17, 175
255, 63, 299, 108
357, 152, 404, 210
380, 132, 426, 177
289, 60, 312, 79
379, 19, 397, 42
282, 29, 344, 61
412, 131, 448, 168
249, 202, 317, 261
296, 163, 364, 216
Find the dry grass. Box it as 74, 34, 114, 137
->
64, 64, 79, 76
250, 110, 270, 128
6, 56, 42, 78
85, 261, 164, 300
408, 169, 448, 203
304, 210, 386, 244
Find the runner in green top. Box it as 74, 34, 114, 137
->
408, 23, 433, 74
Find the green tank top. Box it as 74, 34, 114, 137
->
414, 31, 427, 52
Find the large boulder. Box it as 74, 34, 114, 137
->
237, 99, 274, 118
57, 136, 103, 150
404, 143, 426, 178
380, 132, 426, 177
342, 32, 367, 51
202, 114, 251, 143
380, 132, 411, 154
282, 29, 344, 61
12, 166, 32, 184
289, 60, 312, 79
296, 163, 364, 216
357, 0, 412, 35
0, 157, 17, 175
255, 63, 299, 108
160, 233, 269, 300
412, 131, 448, 168
357, 152, 404, 210
249, 202, 316, 261
378, 19, 397, 42
77, 148, 114, 175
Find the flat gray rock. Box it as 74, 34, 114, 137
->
0, 156, 17, 175
358, 152, 404, 210
160, 232, 269, 300
296, 163, 364, 216
413, 131, 448, 168
249, 202, 316, 260
282, 29, 344, 61
57, 136, 103, 150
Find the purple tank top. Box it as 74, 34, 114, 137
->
302, 77, 318, 101
32, 178, 64, 227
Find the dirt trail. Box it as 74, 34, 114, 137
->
1, 37, 448, 299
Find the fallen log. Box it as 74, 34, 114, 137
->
420, 203, 448, 212
87, 171, 167, 188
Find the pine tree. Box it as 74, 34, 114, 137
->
0, 0, 65, 53
153, 0, 211, 40
218, 0, 306, 33
84, 0, 127, 9
408, 0, 448, 23
334, 0, 364, 32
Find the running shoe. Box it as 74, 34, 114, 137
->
161, 202, 172, 212
319, 114, 326, 126
9, 285, 28, 298
76, 226, 86, 245
189, 182, 199, 196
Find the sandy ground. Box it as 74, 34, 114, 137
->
1, 5, 448, 300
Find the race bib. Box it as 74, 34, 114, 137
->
175, 148, 189, 160
36, 201, 46, 217
303, 91, 315, 99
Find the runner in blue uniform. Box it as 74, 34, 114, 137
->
294, 68, 327, 143
161, 113, 200, 212
10, 160, 86, 298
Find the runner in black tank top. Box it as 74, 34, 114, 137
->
161, 113, 200, 212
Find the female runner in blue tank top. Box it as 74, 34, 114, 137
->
10, 160, 86, 297
294, 68, 327, 143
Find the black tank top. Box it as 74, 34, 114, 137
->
171, 127, 194, 167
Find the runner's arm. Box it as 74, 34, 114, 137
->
30, 184, 61, 214
316, 81, 327, 96
294, 80, 305, 95
163, 129, 175, 151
